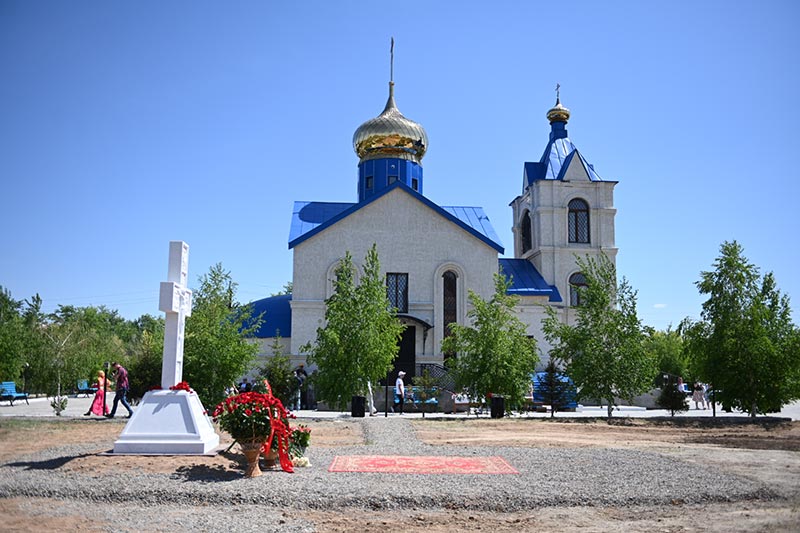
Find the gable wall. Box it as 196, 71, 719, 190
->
290, 189, 498, 355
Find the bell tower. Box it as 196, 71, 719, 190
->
510, 89, 618, 307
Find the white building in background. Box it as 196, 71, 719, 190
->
249, 82, 617, 382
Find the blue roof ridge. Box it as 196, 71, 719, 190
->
289, 181, 504, 253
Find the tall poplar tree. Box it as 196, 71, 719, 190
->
304, 245, 404, 411
693, 241, 799, 416
441, 273, 538, 407
543, 254, 654, 418
183, 263, 261, 408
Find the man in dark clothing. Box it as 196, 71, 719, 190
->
106, 362, 134, 419
295, 364, 309, 409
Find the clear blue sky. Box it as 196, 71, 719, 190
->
1, 1, 798, 331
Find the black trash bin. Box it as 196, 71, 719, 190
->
351, 395, 366, 418
490, 395, 505, 419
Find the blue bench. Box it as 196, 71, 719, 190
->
407, 387, 438, 410
76, 379, 98, 397
1, 381, 29, 406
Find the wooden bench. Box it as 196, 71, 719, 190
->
76, 379, 98, 398
1, 381, 29, 406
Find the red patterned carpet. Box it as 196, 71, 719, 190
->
328, 455, 518, 475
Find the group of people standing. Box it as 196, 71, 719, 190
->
675, 376, 713, 410
692, 381, 712, 410
83, 362, 133, 419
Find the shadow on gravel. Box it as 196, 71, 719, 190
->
173, 463, 242, 483
4, 453, 93, 470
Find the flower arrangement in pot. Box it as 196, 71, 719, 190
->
289, 424, 312, 467
212, 384, 295, 476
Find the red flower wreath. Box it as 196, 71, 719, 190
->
170, 381, 193, 393
212, 380, 294, 473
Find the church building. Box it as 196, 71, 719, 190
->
250, 80, 617, 381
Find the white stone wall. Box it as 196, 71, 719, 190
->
510, 162, 617, 307
290, 188, 499, 359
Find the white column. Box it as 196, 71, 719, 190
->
159, 241, 192, 389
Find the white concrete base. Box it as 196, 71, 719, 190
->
113, 389, 219, 454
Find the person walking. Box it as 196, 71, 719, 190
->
106, 362, 133, 419
84, 370, 110, 417
295, 364, 309, 409
692, 382, 705, 410
291, 368, 304, 411
394, 371, 406, 415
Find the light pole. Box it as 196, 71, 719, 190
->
385, 369, 390, 417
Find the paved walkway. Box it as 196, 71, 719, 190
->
3, 394, 799, 420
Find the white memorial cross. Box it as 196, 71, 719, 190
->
159, 241, 193, 389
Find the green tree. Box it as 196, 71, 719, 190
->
304, 245, 405, 411
183, 263, 261, 408
543, 254, 655, 418
693, 241, 800, 417
412, 368, 439, 417
656, 374, 689, 416
644, 325, 690, 387
271, 281, 293, 296
538, 359, 573, 418
256, 332, 297, 407
441, 273, 539, 407
0, 287, 27, 381
126, 316, 165, 400
48, 305, 128, 383
21, 304, 125, 399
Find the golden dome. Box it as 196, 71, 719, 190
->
353, 82, 428, 164
546, 96, 571, 123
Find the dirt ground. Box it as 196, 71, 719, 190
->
1, 417, 799, 532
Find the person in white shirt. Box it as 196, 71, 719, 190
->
395, 371, 406, 414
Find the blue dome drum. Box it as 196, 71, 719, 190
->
353, 81, 428, 201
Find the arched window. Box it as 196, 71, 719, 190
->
569, 272, 587, 307
442, 270, 458, 359
443, 271, 457, 337
521, 211, 532, 253
568, 198, 590, 244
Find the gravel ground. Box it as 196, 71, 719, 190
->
0, 416, 780, 532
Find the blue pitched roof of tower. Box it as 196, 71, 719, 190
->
499, 258, 562, 302
246, 294, 292, 338
523, 122, 604, 186
288, 180, 504, 252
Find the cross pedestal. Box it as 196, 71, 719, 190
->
113, 241, 219, 454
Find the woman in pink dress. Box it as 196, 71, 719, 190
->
84, 370, 110, 416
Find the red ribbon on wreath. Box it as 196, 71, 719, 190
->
262, 379, 294, 473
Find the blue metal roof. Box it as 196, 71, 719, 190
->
499, 258, 562, 302
289, 201, 353, 245
288, 181, 503, 253
440, 205, 503, 249
247, 294, 292, 338
524, 132, 604, 186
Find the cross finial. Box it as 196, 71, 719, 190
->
390, 37, 395, 84
555, 83, 561, 103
